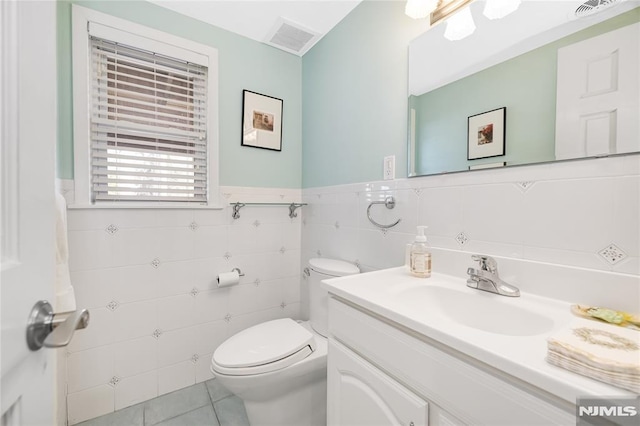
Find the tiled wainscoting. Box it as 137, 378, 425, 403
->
62, 155, 640, 424
63, 186, 302, 424
301, 155, 640, 316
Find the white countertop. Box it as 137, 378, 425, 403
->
322, 266, 637, 404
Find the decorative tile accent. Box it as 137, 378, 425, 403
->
224, 314, 232, 323
279, 246, 286, 254
413, 188, 423, 197
254, 278, 261, 286
334, 221, 340, 230
599, 244, 627, 265
105, 224, 119, 235
189, 221, 199, 232
152, 329, 163, 339
191, 354, 200, 364
279, 194, 285, 199
280, 302, 287, 309
517, 181, 534, 192
190, 287, 199, 297
108, 376, 120, 387
253, 220, 261, 228
151, 258, 161, 268
456, 232, 469, 246
380, 228, 388, 236
224, 252, 232, 260
223, 193, 232, 199
106, 300, 119, 311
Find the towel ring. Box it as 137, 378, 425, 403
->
367, 196, 401, 229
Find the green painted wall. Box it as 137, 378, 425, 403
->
411, 8, 640, 175
57, 0, 302, 188
301, 1, 425, 188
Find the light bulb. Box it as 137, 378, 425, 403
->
405, 0, 439, 20
444, 7, 476, 41
483, 0, 522, 20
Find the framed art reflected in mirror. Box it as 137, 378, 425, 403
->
467, 107, 506, 160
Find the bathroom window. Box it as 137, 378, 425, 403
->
72, 6, 220, 207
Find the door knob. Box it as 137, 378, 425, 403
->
26, 300, 90, 350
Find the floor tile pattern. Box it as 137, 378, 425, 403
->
77, 379, 249, 426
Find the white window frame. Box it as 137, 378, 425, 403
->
71, 5, 221, 208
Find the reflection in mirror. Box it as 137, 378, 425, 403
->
408, 1, 640, 177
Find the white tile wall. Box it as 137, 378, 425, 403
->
65, 186, 303, 424
301, 155, 640, 317
64, 157, 640, 424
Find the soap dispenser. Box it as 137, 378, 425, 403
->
410, 226, 431, 278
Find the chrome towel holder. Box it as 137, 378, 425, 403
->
367, 196, 401, 229
231, 202, 307, 220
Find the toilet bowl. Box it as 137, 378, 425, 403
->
210, 258, 359, 426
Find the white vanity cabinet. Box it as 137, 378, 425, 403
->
326, 297, 575, 426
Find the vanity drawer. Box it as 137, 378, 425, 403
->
328, 297, 574, 426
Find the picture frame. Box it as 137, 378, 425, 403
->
241, 90, 283, 151
467, 107, 506, 160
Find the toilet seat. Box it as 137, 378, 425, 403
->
211, 318, 316, 376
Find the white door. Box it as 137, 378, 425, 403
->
555, 22, 640, 160
1, 1, 58, 424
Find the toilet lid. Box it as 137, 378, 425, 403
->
212, 318, 316, 375
309, 258, 359, 277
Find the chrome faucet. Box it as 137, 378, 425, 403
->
466, 255, 520, 297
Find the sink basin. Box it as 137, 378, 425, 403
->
392, 284, 556, 336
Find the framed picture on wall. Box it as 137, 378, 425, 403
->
241, 90, 283, 151
467, 107, 506, 160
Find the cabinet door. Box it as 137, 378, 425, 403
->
328, 339, 428, 426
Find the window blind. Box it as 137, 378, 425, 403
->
90, 36, 208, 203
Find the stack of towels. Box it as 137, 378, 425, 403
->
547, 318, 639, 393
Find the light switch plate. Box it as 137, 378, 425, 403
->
384, 155, 395, 180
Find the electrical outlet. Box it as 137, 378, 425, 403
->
383, 155, 395, 180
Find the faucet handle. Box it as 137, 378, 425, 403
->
471, 255, 498, 274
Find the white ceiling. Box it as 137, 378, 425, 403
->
147, 0, 362, 54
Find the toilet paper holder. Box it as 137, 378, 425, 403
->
231, 268, 245, 277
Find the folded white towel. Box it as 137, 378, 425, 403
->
55, 192, 76, 313
547, 318, 640, 392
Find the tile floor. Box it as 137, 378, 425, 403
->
77, 379, 250, 426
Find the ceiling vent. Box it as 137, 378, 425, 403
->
264, 17, 321, 56
575, 0, 623, 18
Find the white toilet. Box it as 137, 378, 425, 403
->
210, 258, 359, 426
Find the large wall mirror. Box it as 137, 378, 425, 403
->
408, 0, 640, 177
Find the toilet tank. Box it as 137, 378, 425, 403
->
307, 258, 359, 337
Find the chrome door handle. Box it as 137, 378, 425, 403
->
26, 300, 90, 350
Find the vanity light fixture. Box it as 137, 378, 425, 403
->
443, 6, 476, 40
405, 0, 477, 41
406, 0, 522, 41
430, 0, 475, 26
